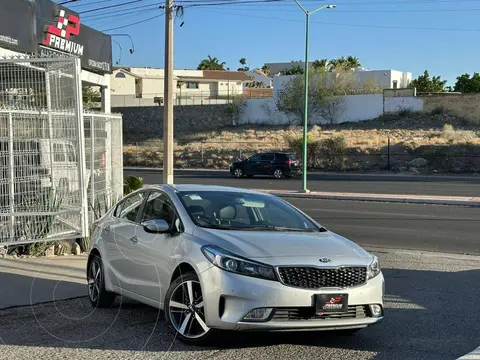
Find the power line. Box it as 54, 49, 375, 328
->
70, 0, 112, 8
187, 5, 480, 12
192, 7, 480, 32
176, 0, 480, 5
79, 0, 144, 14
83, 3, 161, 19
182, 0, 283, 8
101, 12, 164, 31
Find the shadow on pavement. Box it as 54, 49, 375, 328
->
0, 268, 479, 359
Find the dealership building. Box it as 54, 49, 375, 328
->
0, 0, 113, 112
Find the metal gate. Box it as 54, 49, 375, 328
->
0, 57, 88, 246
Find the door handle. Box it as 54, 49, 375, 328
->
130, 235, 138, 244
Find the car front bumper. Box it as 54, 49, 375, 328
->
199, 266, 385, 331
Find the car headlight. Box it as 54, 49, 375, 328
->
367, 255, 380, 280
201, 245, 277, 281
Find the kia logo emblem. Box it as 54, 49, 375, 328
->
319, 258, 331, 263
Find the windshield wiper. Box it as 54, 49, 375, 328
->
249, 226, 317, 232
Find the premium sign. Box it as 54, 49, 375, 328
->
42, 9, 84, 56
35, 0, 112, 74
0, 0, 34, 53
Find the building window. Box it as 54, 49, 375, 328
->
392, 80, 398, 89
115, 72, 126, 78
187, 82, 199, 89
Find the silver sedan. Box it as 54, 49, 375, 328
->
87, 184, 385, 345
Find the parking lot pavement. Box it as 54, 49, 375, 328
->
0, 248, 479, 360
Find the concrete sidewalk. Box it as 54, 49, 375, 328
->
259, 189, 480, 207
0, 255, 87, 309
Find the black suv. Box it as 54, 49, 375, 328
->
229, 152, 300, 179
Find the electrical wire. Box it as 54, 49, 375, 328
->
187, 6, 480, 12
192, 7, 480, 32
83, 3, 162, 19
69, 0, 112, 8
101, 12, 164, 31
79, 0, 144, 14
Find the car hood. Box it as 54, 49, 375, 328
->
194, 228, 373, 266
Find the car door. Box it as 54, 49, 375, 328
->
127, 190, 182, 304
259, 153, 275, 175
245, 154, 262, 175
105, 190, 148, 294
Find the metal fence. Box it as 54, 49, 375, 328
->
111, 88, 273, 107
0, 57, 87, 246
84, 112, 123, 219
0, 57, 124, 247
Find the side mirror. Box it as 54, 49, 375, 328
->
142, 219, 170, 233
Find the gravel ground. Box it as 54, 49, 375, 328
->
0, 248, 479, 360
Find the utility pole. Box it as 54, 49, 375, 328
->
293, 1, 336, 192
163, 0, 174, 185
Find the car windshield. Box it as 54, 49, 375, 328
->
178, 191, 323, 232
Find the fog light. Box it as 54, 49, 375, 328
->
243, 308, 273, 321
370, 304, 383, 317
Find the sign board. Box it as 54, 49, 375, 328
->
35, 0, 112, 74
0, 0, 35, 53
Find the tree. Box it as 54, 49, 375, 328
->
346, 56, 361, 69
312, 59, 329, 71
261, 64, 271, 76
281, 65, 304, 75
237, 58, 249, 72
454, 73, 480, 93
409, 70, 447, 93
82, 87, 100, 109
197, 55, 226, 70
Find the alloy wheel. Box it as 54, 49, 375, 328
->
169, 280, 210, 339
273, 169, 283, 179
234, 168, 243, 178
88, 260, 101, 303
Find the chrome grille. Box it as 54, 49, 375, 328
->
277, 266, 367, 289
271, 305, 369, 321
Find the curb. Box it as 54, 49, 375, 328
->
257, 190, 480, 207
124, 167, 480, 182
457, 346, 480, 359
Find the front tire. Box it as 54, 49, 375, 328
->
233, 167, 243, 178
87, 254, 116, 308
165, 271, 218, 345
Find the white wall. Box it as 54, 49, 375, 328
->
110, 71, 136, 96
239, 94, 424, 125
384, 96, 423, 113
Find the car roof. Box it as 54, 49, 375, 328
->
148, 184, 268, 195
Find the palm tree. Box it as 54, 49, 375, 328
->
346, 56, 361, 69
197, 55, 226, 70
312, 59, 329, 71
261, 64, 271, 76
282, 65, 304, 75
237, 58, 249, 71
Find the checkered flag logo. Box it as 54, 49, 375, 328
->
45, 9, 80, 40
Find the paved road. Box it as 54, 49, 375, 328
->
1, 250, 479, 360
287, 198, 480, 255
124, 170, 480, 197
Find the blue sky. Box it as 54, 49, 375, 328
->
66, 0, 480, 85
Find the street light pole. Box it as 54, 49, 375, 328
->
293, 1, 336, 192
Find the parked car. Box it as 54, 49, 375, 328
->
230, 152, 300, 179
87, 184, 385, 345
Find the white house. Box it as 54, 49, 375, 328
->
266, 61, 411, 89
244, 69, 273, 88
110, 67, 252, 106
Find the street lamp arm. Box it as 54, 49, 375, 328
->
310, 4, 335, 15
293, 0, 308, 14
109, 33, 135, 54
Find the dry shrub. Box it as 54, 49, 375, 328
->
441, 124, 477, 142
318, 136, 347, 170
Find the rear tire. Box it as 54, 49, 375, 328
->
273, 168, 283, 179
165, 271, 219, 345
87, 254, 116, 308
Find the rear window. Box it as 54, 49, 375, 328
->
287, 154, 297, 160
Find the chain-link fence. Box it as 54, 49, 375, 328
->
0, 57, 87, 246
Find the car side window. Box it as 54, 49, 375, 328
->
261, 154, 274, 162
249, 154, 261, 162
141, 191, 177, 227
116, 192, 146, 222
